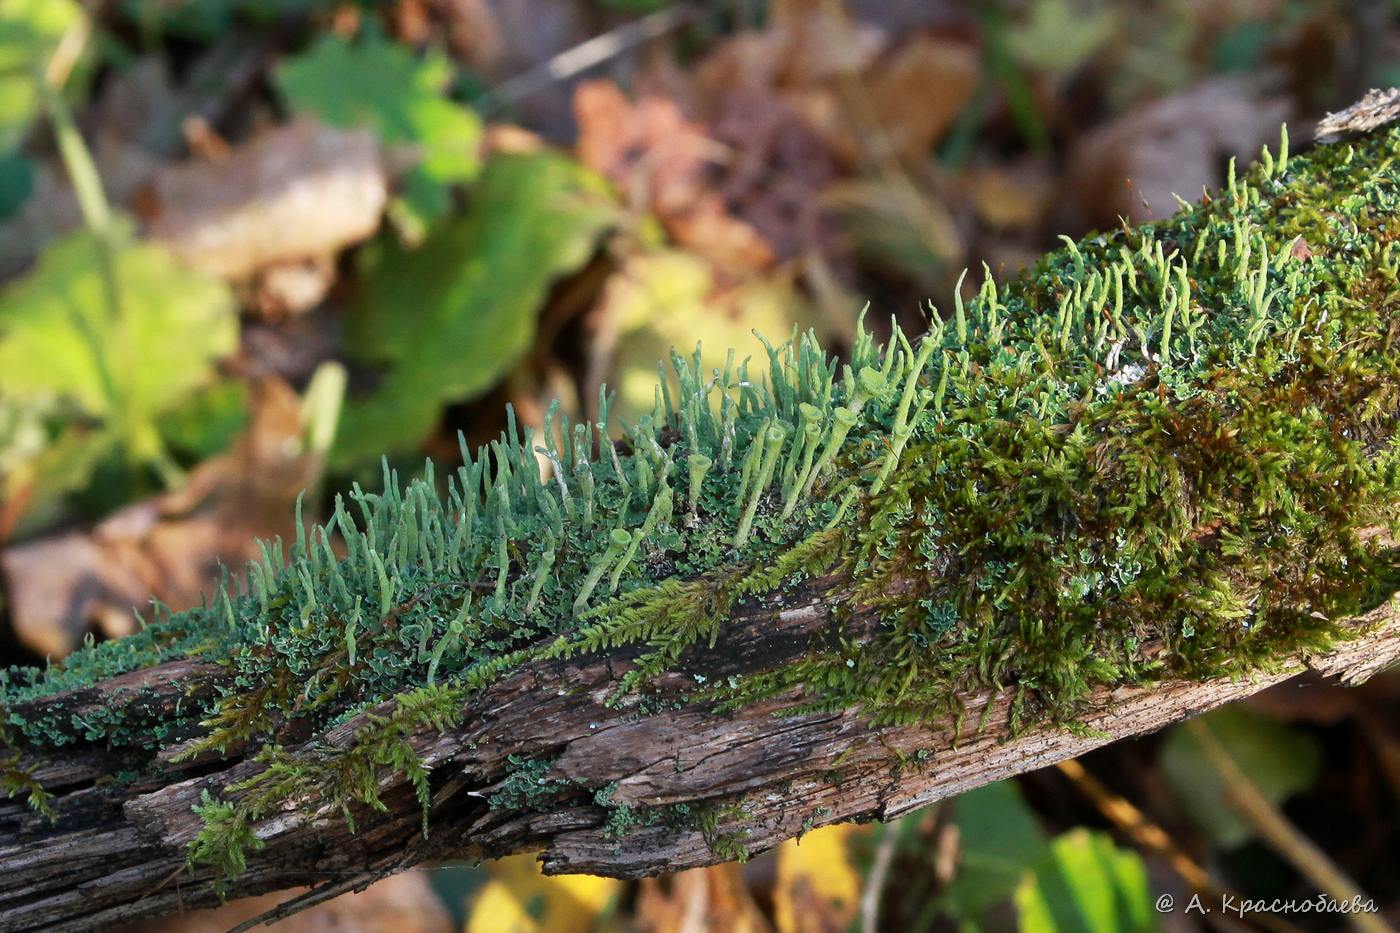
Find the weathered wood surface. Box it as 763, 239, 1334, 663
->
0, 572, 1396, 933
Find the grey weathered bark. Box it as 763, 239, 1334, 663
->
0, 569, 1396, 933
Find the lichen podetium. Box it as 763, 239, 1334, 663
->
3, 121, 1400, 886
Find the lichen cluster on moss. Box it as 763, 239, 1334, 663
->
2, 121, 1399, 886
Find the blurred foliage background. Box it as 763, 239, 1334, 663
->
1, 0, 1398, 930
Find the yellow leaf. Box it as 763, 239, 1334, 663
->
603, 249, 814, 425
466, 854, 620, 933
773, 823, 866, 933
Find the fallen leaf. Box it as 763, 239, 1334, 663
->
143, 119, 387, 282
116, 871, 452, 933
704, 88, 841, 262
937, 779, 1049, 925
247, 257, 337, 318
1013, 830, 1154, 933
336, 151, 615, 467
635, 864, 771, 933
275, 33, 483, 234
1006, 0, 1118, 76
966, 158, 1055, 231
1063, 76, 1290, 228
1159, 705, 1322, 849
466, 854, 620, 933
594, 248, 813, 424
575, 80, 776, 274
0, 220, 236, 482
773, 823, 866, 933
823, 175, 962, 290
824, 36, 980, 164
694, 1, 886, 93
0, 376, 321, 657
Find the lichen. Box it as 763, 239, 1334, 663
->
2, 122, 1399, 886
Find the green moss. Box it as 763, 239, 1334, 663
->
0, 754, 52, 822
2, 122, 1399, 883
187, 789, 263, 896
695, 800, 753, 862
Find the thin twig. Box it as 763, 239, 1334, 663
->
859, 818, 901, 933
1056, 758, 1302, 933
1057, 759, 1213, 891
482, 5, 703, 114
35, 19, 186, 490
1186, 720, 1394, 933
42, 15, 90, 94
223, 869, 381, 933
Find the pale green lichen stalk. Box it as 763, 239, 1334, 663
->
2, 121, 1400, 888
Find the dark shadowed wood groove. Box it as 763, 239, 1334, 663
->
0, 573, 1396, 932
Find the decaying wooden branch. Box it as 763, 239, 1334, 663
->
4, 93, 1400, 933
0, 571, 1396, 933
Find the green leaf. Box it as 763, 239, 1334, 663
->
597, 0, 671, 11
939, 779, 1051, 923
0, 0, 81, 150
1159, 706, 1321, 849
122, 0, 328, 41
605, 249, 812, 425
275, 32, 483, 232
157, 379, 249, 461
0, 222, 237, 473
1004, 0, 1117, 76
0, 149, 34, 217
334, 152, 615, 467
1014, 830, 1155, 933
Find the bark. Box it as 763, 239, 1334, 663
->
0, 570, 1396, 933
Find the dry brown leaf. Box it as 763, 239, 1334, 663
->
966, 158, 1055, 232
701, 0, 886, 92
116, 872, 451, 933
635, 864, 772, 933
773, 824, 867, 933
247, 257, 337, 318
688, 4, 880, 169
704, 88, 839, 263
689, 8, 975, 169
142, 118, 387, 281
822, 174, 962, 287
1062, 77, 1290, 229
575, 80, 776, 274
826, 36, 980, 164
844, 0, 965, 33
0, 378, 319, 658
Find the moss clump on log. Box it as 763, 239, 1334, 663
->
2, 120, 1399, 888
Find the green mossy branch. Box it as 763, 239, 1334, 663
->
3, 121, 1400, 892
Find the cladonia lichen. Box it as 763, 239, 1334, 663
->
3, 121, 1399, 887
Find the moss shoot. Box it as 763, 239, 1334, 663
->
3, 121, 1399, 886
